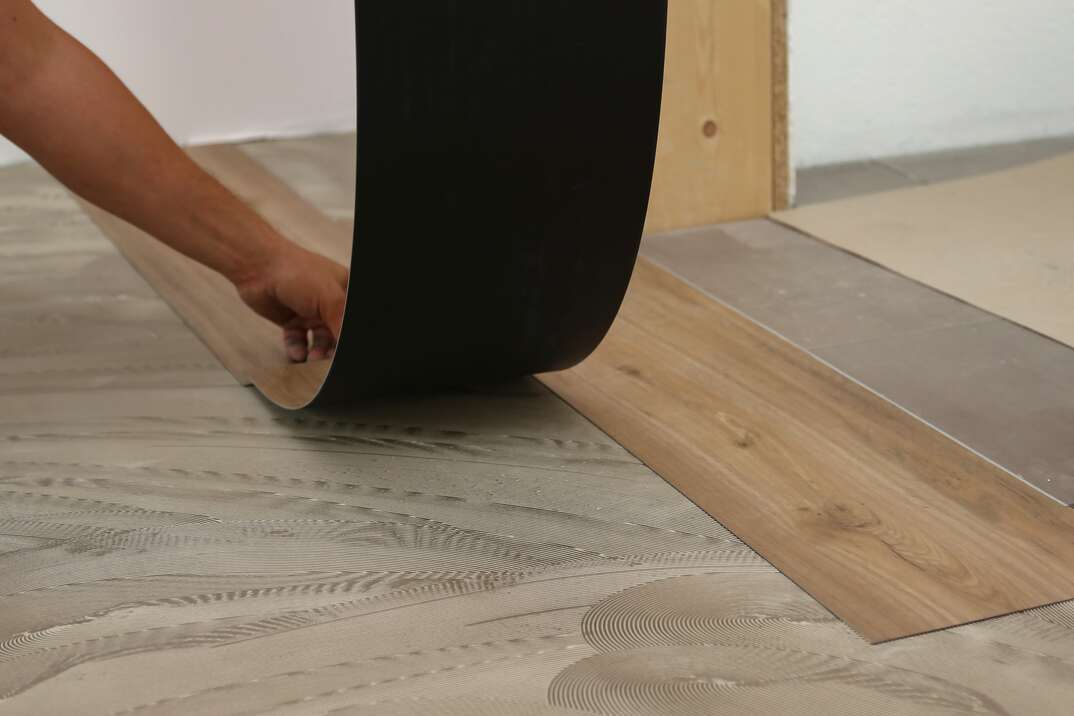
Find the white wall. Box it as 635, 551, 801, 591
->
8, 2, 1073, 171
791, 0, 1074, 167
0, 0, 356, 167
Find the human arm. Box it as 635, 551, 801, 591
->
0, 0, 347, 361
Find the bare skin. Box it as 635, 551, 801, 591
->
0, 0, 348, 362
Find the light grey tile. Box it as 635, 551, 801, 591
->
642, 219, 990, 350
793, 135, 1074, 207
884, 134, 1074, 184
794, 159, 917, 205
814, 320, 1074, 505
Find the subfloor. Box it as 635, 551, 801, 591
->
1, 135, 1073, 714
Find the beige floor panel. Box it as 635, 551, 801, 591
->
774, 151, 1074, 350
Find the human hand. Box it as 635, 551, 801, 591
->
233, 242, 349, 362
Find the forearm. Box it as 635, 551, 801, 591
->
0, 1, 282, 283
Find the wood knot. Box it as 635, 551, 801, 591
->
716, 412, 754, 448
823, 501, 880, 531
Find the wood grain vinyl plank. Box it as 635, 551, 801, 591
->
75, 143, 353, 392
539, 258, 1074, 643
238, 132, 356, 224
813, 319, 1074, 506
75, 201, 280, 385
186, 144, 351, 267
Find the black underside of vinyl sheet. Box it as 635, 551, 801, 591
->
315, 1, 667, 404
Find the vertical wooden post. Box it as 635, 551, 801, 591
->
645, 0, 789, 233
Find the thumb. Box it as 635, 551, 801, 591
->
321, 285, 346, 341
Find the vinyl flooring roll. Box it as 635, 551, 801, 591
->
85, 1, 668, 408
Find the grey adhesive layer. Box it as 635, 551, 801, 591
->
3, 136, 1074, 713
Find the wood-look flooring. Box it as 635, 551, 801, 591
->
641, 217, 1074, 506
2, 136, 1074, 713
78, 144, 351, 405
540, 258, 1074, 642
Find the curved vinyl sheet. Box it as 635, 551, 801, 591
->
265, 1, 667, 408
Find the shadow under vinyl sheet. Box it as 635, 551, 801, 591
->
542, 258, 1074, 643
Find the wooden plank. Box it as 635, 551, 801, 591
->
773, 152, 1074, 351
248, 360, 331, 410
539, 258, 1074, 642
645, 0, 775, 232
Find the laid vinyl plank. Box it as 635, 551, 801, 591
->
813, 319, 1074, 506
539, 258, 1074, 643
